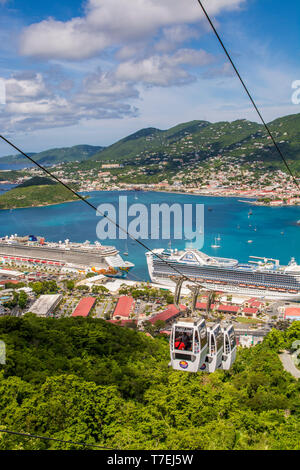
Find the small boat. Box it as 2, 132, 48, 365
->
208, 207, 213, 212
211, 237, 220, 248
281, 231, 284, 235
247, 240, 253, 243
216, 234, 221, 241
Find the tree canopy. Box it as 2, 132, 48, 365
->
0, 315, 299, 450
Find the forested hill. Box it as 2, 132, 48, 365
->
0, 314, 299, 450
0, 144, 104, 166
1, 112, 300, 172
89, 113, 300, 171
0, 182, 78, 210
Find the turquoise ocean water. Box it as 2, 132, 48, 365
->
0, 190, 299, 282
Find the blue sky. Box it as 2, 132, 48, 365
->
0, 0, 299, 156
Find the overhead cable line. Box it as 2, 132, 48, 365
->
196, 0, 300, 190
0, 428, 118, 450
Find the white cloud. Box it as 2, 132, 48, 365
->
5, 72, 51, 102
20, 0, 246, 60
115, 49, 214, 86
0, 70, 139, 133
154, 25, 200, 53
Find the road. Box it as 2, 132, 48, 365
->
279, 351, 300, 379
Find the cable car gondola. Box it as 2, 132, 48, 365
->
170, 317, 237, 373
206, 323, 223, 373
170, 318, 208, 373
221, 325, 237, 370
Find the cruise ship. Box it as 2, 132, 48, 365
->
146, 248, 300, 300
0, 234, 134, 278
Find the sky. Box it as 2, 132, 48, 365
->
0, 0, 299, 156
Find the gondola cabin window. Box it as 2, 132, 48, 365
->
194, 330, 200, 353
174, 327, 193, 351
216, 325, 223, 351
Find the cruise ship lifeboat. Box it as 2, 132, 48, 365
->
221, 325, 237, 370
170, 318, 208, 373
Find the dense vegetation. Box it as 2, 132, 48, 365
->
0, 145, 104, 166
2, 113, 300, 176
0, 315, 299, 450
16, 176, 57, 188
0, 183, 79, 210
0, 170, 30, 182
88, 113, 300, 172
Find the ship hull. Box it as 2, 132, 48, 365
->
0, 241, 133, 279
146, 252, 300, 301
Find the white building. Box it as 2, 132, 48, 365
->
28, 294, 62, 317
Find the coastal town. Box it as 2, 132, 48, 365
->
1, 157, 299, 207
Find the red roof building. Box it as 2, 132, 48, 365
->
217, 304, 240, 314
71, 297, 96, 317
284, 307, 300, 321
0, 280, 20, 285
243, 307, 258, 317
244, 298, 264, 309
249, 301, 264, 308
113, 296, 135, 320
149, 304, 186, 324
196, 302, 216, 311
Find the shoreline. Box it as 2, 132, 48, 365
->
0, 196, 89, 211
1, 186, 299, 209
83, 188, 300, 207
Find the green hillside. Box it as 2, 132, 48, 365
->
0, 183, 78, 210
0, 315, 299, 450
16, 176, 57, 188
90, 113, 300, 172
0, 145, 104, 166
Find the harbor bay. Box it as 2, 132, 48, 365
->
0, 190, 299, 283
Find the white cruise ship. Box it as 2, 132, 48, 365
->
146, 248, 300, 300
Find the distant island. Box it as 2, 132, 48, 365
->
0, 176, 80, 210
0, 144, 104, 166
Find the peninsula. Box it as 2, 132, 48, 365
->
0, 177, 79, 210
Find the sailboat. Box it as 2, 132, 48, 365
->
211, 237, 220, 248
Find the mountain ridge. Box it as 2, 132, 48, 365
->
0, 144, 104, 166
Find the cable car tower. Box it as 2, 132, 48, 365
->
169, 275, 237, 373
